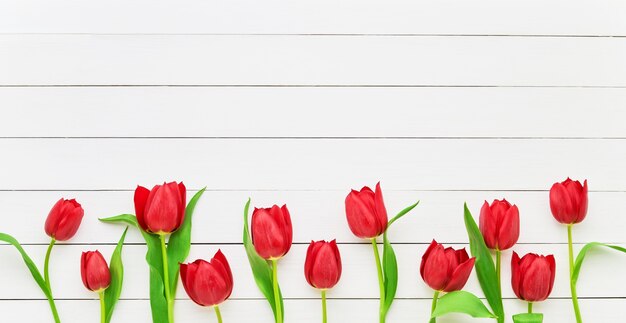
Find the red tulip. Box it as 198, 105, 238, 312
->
180, 250, 234, 307
511, 251, 556, 302
550, 178, 588, 224
80, 250, 111, 292
420, 240, 476, 292
479, 199, 520, 250
44, 198, 84, 241
134, 181, 186, 234
304, 240, 342, 290
345, 182, 388, 239
251, 205, 293, 260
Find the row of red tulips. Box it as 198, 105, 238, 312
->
1, 178, 623, 323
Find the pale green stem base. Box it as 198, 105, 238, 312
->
160, 234, 174, 323
214, 306, 223, 323
495, 249, 501, 293
321, 290, 327, 323
44, 239, 61, 323
370, 238, 385, 323
567, 225, 583, 323
429, 290, 440, 323
99, 291, 106, 323
271, 259, 283, 323
528, 302, 533, 314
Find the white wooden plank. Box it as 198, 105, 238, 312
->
0, 299, 623, 323
0, 139, 624, 191
1, 87, 624, 138
0, 191, 623, 244
1, 0, 625, 36
1, 35, 625, 86
2, 244, 625, 300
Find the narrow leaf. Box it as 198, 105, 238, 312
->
431, 291, 496, 319
104, 227, 129, 323
463, 203, 504, 323
0, 233, 52, 299
167, 187, 206, 296
381, 201, 419, 315
573, 242, 626, 285
512, 313, 544, 323
242, 198, 283, 322
100, 214, 168, 323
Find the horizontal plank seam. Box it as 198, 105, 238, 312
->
1, 297, 624, 301
2, 242, 622, 246
1, 85, 626, 88
1, 33, 626, 38
2, 137, 626, 140
0, 189, 624, 193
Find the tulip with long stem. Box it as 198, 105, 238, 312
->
304, 240, 342, 323
550, 178, 587, 323
81, 250, 112, 323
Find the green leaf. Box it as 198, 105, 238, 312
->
242, 198, 283, 322
573, 242, 626, 285
431, 291, 496, 319
463, 203, 504, 323
167, 187, 206, 296
100, 214, 168, 323
104, 227, 129, 323
0, 233, 52, 300
512, 313, 544, 323
381, 201, 419, 315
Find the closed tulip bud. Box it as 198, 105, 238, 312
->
180, 250, 234, 307
80, 250, 111, 292
479, 199, 520, 250
44, 198, 84, 241
550, 178, 588, 224
345, 182, 388, 239
511, 252, 556, 302
251, 205, 293, 260
134, 181, 186, 234
420, 240, 476, 292
304, 240, 342, 290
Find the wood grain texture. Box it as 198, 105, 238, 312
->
1, 35, 625, 86
0, 87, 624, 138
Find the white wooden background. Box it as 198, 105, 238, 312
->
1, 0, 626, 322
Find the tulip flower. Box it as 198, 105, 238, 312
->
550, 178, 587, 323
45, 198, 84, 241
250, 204, 293, 323
180, 250, 234, 323
304, 240, 342, 323
134, 181, 188, 323
344, 182, 419, 323
511, 252, 556, 313
134, 181, 187, 234
345, 182, 388, 239
81, 250, 111, 323
421, 240, 476, 323
251, 205, 293, 260
479, 199, 520, 300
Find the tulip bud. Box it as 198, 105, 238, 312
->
80, 250, 111, 292
180, 250, 234, 307
479, 199, 520, 251
251, 205, 293, 260
420, 240, 476, 292
44, 198, 84, 241
304, 240, 342, 290
550, 178, 588, 224
134, 181, 186, 234
511, 251, 556, 302
345, 182, 388, 239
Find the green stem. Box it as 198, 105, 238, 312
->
214, 306, 223, 323
495, 249, 502, 293
567, 225, 583, 323
271, 259, 283, 323
528, 302, 533, 314
321, 290, 327, 323
44, 239, 61, 323
429, 290, 440, 323
99, 291, 106, 323
160, 234, 174, 323
370, 238, 385, 323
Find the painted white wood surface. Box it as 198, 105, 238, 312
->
1, 0, 625, 322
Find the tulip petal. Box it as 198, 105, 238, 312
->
511, 251, 522, 300
550, 182, 576, 224
577, 180, 588, 223
497, 204, 520, 250
422, 243, 449, 291
53, 203, 84, 241
443, 257, 475, 292
479, 201, 498, 250
420, 240, 438, 279
345, 189, 380, 238
374, 182, 388, 233
134, 186, 150, 231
